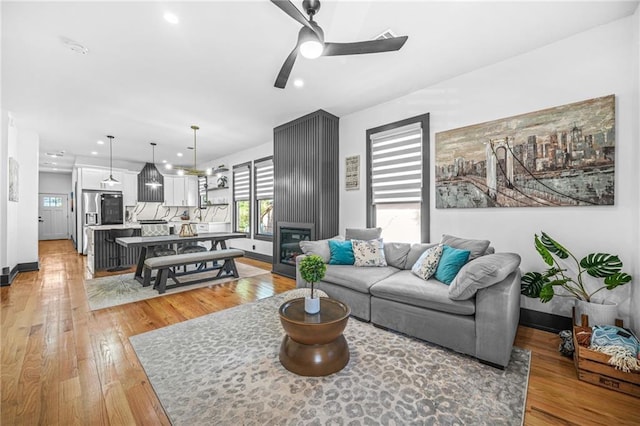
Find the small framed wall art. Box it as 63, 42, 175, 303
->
345, 155, 360, 191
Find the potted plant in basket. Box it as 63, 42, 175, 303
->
521, 231, 632, 326
299, 254, 327, 314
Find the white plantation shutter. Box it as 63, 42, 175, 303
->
370, 122, 422, 204
255, 157, 273, 200
233, 164, 251, 201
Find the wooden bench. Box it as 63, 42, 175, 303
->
143, 249, 245, 294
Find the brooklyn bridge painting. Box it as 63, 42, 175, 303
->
435, 95, 615, 208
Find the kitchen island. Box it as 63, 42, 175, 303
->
85, 222, 230, 274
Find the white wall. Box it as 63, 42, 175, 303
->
0, 111, 10, 272
340, 16, 639, 327
2, 111, 40, 271
17, 129, 39, 263
204, 141, 273, 257
632, 6, 640, 331
39, 171, 71, 194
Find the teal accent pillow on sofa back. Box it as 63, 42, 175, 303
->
328, 240, 355, 265
434, 245, 470, 285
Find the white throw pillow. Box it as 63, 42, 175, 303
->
352, 238, 387, 267
411, 244, 443, 280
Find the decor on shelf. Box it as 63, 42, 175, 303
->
521, 231, 632, 326
101, 135, 120, 186
435, 95, 615, 208
217, 175, 228, 188
178, 222, 196, 237
298, 254, 327, 314
144, 142, 163, 188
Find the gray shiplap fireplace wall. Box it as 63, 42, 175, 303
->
273, 109, 339, 277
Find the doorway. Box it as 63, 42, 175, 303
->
38, 193, 69, 240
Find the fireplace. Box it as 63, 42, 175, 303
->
273, 222, 315, 277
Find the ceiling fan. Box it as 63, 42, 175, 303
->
271, 0, 408, 89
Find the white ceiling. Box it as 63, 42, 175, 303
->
2, 1, 638, 173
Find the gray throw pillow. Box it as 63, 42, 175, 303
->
405, 243, 439, 270
345, 227, 382, 241
441, 234, 491, 261
448, 253, 521, 300
299, 240, 331, 263
384, 242, 412, 269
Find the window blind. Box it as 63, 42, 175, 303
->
370, 122, 422, 204
255, 157, 273, 200
233, 164, 251, 201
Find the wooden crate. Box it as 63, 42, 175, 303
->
572, 311, 640, 398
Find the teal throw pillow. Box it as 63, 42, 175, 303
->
434, 245, 470, 285
328, 240, 355, 265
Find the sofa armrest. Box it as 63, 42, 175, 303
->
295, 254, 309, 289
474, 269, 521, 367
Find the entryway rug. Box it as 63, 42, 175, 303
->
85, 263, 268, 310
130, 290, 530, 425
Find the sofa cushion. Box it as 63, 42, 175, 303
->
405, 243, 439, 270
345, 227, 382, 241
411, 244, 443, 280
353, 238, 387, 267
328, 240, 355, 265
434, 245, 471, 285
370, 270, 475, 315
383, 242, 411, 269
441, 234, 490, 261
323, 265, 399, 293
299, 237, 343, 263
449, 253, 521, 300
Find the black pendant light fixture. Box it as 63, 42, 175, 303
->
101, 135, 120, 186
144, 142, 163, 188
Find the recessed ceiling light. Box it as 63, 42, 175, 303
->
97, 140, 104, 145
164, 12, 179, 24
177, 152, 183, 157
293, 79, 304, 88
165, 163, 173, 170
177, 169, 185, 176
91, 151, 98, 155
162, 160, 167, 163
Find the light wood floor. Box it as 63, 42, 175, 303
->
1, 240, 638, 425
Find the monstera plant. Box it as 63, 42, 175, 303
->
521, 232, 632, 303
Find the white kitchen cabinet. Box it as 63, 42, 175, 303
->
81, 168, 124, 190
163, 176, 199, 207
123, 172, 138, 206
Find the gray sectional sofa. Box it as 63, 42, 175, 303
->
295, 235, 521, 368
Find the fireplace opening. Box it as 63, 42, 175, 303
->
276, 222, 314, 269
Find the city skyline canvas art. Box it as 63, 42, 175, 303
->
435, 95, 616, 208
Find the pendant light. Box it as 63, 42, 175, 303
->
102, 135, 120, 186
144, 142, 163, 187
173, 125, 211, 176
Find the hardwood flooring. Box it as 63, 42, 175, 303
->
2, 240, 638, 425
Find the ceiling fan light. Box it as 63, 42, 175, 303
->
300, 39, 323, 59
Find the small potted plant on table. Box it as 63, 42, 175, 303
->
299, 254, 327, 314
521, 231, 632, 326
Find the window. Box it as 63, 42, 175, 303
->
43, 196, 63, 207
233, 163, 251, 234
254, 156, 274, 239
366, 114, 430, 243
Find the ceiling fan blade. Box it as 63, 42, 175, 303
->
274, 46, 299, 89
323, 36, 408, 57
270, 0, 323, 39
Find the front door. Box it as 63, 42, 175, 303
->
38, 193, 68, 240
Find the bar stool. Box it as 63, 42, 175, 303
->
105, 228, 135, 272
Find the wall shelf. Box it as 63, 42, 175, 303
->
207, 186, 229, 191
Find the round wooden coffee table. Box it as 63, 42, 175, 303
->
278, 297, 350, 376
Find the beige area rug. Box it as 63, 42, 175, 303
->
130, 289, 531, 425
85, 263, 269, 310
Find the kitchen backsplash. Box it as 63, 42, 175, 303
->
126, 203, 230, 223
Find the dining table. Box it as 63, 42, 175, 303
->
116, 231, 247, 284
